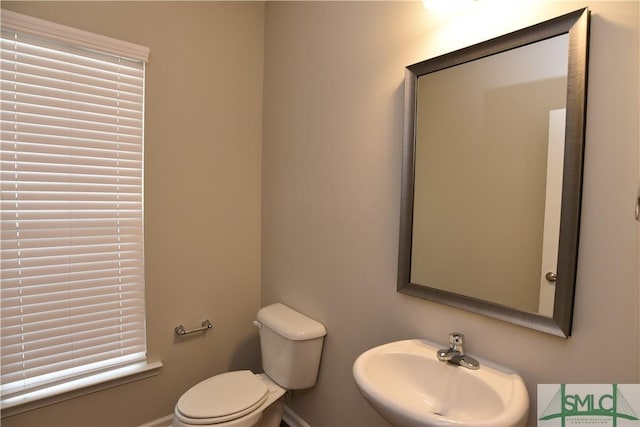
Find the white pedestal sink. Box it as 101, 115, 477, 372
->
353, 339, 529, 427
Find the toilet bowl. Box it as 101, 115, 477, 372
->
173, 372, 285, 427
172, 303, 326, 427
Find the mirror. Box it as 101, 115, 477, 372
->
398, 8, 590, 337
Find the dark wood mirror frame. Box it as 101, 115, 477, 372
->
398, 8, 590, 337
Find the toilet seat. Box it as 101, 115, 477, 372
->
175, 370, 268, 425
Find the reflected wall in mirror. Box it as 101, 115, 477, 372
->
398, 8, 590, 337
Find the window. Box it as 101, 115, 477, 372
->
1, 10, 152, 408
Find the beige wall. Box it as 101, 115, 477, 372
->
1, 2, 265, 426
0, 2, 638, 427
262, 2, 639, 427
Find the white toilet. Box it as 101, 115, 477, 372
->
173, 303, 327, 427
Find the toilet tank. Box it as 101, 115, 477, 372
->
256, 303, 327, 390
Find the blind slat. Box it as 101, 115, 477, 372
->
0, 92, 143, 120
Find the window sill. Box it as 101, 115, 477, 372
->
1, 360, 163, 418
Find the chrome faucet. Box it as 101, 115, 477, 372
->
436, 333, 480, 370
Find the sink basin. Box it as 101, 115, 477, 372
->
353, 339, 529, 427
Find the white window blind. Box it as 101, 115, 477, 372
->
0, 11, 149, 399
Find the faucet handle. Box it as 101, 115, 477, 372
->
449, 332, 465, 352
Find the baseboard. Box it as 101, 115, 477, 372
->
137, 414, 173, 427
282, 404, 311, 427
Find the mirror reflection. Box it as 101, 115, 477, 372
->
411, 34, 569, 316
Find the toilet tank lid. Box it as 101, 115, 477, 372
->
257, 303, 327, 340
